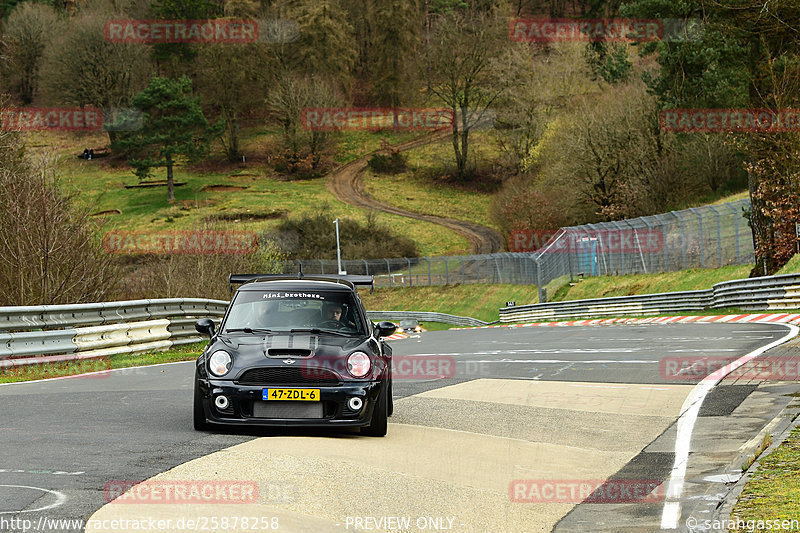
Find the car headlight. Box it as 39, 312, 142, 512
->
346, 351, 371, 378
208, 350, 232, 377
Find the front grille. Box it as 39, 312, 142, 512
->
237, 367, 341, 386
252, 401, 323, 419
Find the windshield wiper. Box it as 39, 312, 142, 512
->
224, 328, 273, 334
289, 328, 351, 337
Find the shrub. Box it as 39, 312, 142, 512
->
367, 150, 407, 174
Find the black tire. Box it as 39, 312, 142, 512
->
387, 378, 394, 417
193, 377, 211, 431
361, 381, 388, 437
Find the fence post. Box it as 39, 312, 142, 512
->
536, 256, 546, 303
426, 257, 431, 286
319, 259, 324, 274
407, 258, 412, 287
385, 259, 392, 287
363, 259, 369, 276
708, 205, 723, 267
672, 210, 686, 270
726, 202, 741, 263
445, 257, 449, 285
653, 214, 668, 272
689, 207, 704, 268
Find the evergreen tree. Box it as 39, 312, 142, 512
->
112, 76, 224, 202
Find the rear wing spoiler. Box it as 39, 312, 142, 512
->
229, 274, 374, 292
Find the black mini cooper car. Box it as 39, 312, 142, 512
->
193, 274, 397, 436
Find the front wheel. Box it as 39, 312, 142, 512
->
193, 376, 210, 431
361, 381, 388, 437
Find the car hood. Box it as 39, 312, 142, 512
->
205, 332, 384, 381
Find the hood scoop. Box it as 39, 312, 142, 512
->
263, 334, 318, 358
267, 348, 313, 359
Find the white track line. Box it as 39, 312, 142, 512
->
660, 323, 799, 529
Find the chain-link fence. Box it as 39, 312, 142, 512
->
531, 199, 754, 301
270, 199, 754, 298
276, 253, 538, 288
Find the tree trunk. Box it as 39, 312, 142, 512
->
166, 154, 175, 203
227, 112, 240, 162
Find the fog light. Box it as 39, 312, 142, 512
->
347, 397, 363, 411
214, 395, 230, 410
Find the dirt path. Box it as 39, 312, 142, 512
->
327, 132, 504, 254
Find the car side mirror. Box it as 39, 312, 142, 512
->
195, 318, 216, 338
375, 321, 397, 338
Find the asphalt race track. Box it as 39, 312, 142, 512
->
1, 322, 797, 533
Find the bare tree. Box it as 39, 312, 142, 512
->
0, 133, 118, 305
42, 9, 151, 144
1, 2, 58, 104
424, 11, 506, 179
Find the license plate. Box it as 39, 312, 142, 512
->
263, 388, 320, 401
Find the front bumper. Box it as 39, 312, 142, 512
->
197, 378, 382, 427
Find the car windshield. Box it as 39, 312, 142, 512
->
223, 289, 365, 335
399, 320, 418, 328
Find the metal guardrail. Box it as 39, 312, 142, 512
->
0, 299, 228, 369
712, 273, 800, 310
367, 311, 488, 327
0, 298, 489, 367
499, 290, 713, 322
499, 272, 800, 322
0, 298, 229, 331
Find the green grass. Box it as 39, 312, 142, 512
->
550, 264, 753, 303
731, 425, 800, 531
363, 167, 496, 228
0, 343, 205, 383
361, 284, 538, 323
37, 128, 470, 256
777, 254, 800, 275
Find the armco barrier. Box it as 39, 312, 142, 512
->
500, 272, 800, 322
367, 311, 488, 327
0, 299, 457, 367
500, 290, 713, 322
0, 298, 228, 369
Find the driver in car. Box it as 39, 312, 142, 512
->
322, 302, 355, 328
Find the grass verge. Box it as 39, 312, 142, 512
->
0, 343, 205, 384
361, 283, 538, 323
731, 424, 800, 530
551, 264, 753, 302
